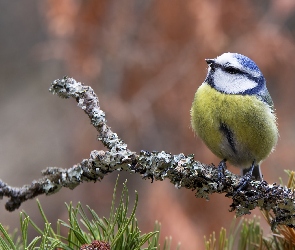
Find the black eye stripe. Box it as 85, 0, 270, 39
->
222, 66, 243, 74
209, 62, 244, 75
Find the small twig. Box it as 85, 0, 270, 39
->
0, 76, 294, 230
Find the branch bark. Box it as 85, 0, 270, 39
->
0, 76, 294, 230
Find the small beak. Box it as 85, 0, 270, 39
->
205, 59, 215, 65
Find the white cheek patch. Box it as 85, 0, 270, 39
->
213, 69, 257, 94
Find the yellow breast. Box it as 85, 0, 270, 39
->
190, 83, 278, 168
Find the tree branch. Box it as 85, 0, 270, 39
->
0, 76, 294, 230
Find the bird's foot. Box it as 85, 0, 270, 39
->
217, 159, 227, 190
233, 162, 255, 197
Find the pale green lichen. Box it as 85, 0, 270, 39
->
43, 179, 61, 194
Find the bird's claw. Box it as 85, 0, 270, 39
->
217, 159, 227, 190
232, 162, 255, 197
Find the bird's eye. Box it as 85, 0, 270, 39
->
224, 66, 241, 74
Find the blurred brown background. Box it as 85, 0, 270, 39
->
0, 0, 294, 249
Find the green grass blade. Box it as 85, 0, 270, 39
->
0, 223, 16, 250
26, 236, 41, 249
111, 190, 138, 246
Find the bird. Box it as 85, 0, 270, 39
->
190, 52, 278, 181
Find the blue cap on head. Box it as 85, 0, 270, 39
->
233, 53, 261, 74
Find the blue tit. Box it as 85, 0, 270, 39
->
190, 52, 278, 180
